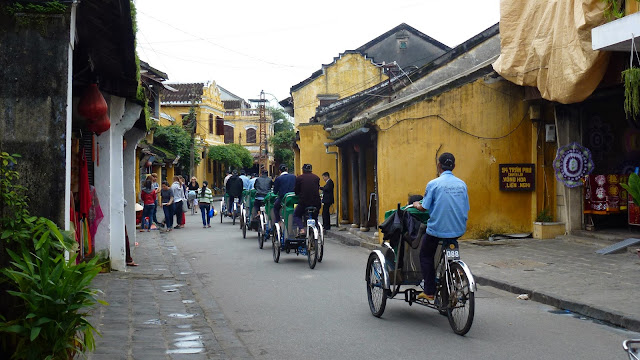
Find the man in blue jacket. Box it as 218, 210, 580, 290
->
412, 153, 469, 302
273, 164, 296, 223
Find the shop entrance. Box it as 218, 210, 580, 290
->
581, 95, 640, 232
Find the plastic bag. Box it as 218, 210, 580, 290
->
209, 207, 215, 218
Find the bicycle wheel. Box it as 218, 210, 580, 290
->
232, 205, 236, 225
444, 262, 475, 336
307, 227, 317, 269
317, 224, 324, 262
272, 224, 281, 263
366, 253, 387, 317
220, 201, 224, 223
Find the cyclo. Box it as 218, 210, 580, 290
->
366, 203, 476, 335
271, 192, 324, 269
240, 189, 257, 238
220, 191, 241, 225
256, 192, 278, 249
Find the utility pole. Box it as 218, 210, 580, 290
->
257, 90, 268, 174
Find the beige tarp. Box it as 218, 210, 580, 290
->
493, 0, 611, 104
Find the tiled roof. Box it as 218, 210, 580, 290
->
160, 83, 204, 104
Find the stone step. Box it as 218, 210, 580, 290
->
558, 234, 639, 254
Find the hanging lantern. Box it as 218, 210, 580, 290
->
78, 84, 108, 120
87, 113, 111, 135
145, 160, 153, 168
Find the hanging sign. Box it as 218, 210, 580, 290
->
499, 164, 535, 191
553, 142, 594, 188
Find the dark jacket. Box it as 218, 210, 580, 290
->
321, 178, 334, 204
254, 176, 273, 197
295, 172, 321, 208
226, 175, 244, 197
273, 173, 296, 199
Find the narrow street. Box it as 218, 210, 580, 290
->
169, 212, 637, 360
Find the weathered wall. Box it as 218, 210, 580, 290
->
297, 123, 335, 178
0, 12, 71, 227
375, 77, 535, 239
292, 53, 387, 128
362, 31, 447, 70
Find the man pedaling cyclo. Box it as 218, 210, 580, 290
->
293, 163, 321, 237
252, 170, 273, 226
412, 153, 469, 303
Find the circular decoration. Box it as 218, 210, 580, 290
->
553, 142, 594, 188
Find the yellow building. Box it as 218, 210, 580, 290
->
291, 23, 450, 176
297, 24, 560, 240
219, 86, 275, 175
159, 81, 226, 187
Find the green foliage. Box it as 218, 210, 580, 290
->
0, 153, 103, 359
269, 125, 295, 170
208, 144, 253, 170
153, 125, 201, 173
130, 0, 150, 131
623, 67, 640, 120
5, 1, 67, 15
602, 0, 640, 20
535, 208, 553, 223
621, 172, 640, 205
269, 107, 293, 133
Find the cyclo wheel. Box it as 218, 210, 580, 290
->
366, 253, 387, 317
272, 224, 281, 263
220, 201, 224, 223
241, 209, 247, 239
443, 262, 475, 336
258, 214, 264, 249
317, 223, 324, 262
307, 226, 317, 269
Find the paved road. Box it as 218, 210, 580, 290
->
172, 213, 638, 360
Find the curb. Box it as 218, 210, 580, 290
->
474, 275, 640, 333
327, 229, 640, 333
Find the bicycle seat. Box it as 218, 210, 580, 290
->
305, 206, 317, 212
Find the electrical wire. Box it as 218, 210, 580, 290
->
377, 108, 529, 140
138, 10, 307, 70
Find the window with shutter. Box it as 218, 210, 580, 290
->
246, 128, 256, 143
208, 114, 213, 134
224, 125, 234, 143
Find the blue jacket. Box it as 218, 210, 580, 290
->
273, 172, 296, 199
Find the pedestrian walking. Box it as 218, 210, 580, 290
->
150, 173, 162, 228
198, 181, 213, 228
140, 179, 156, 232
188, 176, 200, 212
160, 181, 174, 232
171, 176, 186, 229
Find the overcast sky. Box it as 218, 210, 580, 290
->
135, 0, 500, 104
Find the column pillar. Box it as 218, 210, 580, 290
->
350, 146, 360, 227
359, 145, 369, 232
124, 127, 146, 267
340, 147, 350, 224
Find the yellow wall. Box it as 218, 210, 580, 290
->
297, 123, 336, 178
374, 78, 540, 239
291, 53, 387, 128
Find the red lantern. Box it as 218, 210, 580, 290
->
145, 161, 152, 168
78, 84, 108, 120
87, 113, 111, 135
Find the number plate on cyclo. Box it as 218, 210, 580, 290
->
306, 219, 316, 227
445, 247, 460, 260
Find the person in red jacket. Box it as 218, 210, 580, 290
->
140, 179, 157, 232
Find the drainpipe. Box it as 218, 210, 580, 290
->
324, 143, 339, 229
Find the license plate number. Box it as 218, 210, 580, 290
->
306, 219, 316, 227
446, 249, 460, 260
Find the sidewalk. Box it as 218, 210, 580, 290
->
87, 223, 252, 360
326, 225, 640, 332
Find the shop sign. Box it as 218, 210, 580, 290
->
499, 164, 535, 191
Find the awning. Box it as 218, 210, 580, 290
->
592, 12, 640, 51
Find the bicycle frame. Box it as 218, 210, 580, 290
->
624, 339, 640, 360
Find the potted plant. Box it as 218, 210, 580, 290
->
533, 208, 566, 239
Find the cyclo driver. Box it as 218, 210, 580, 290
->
412, 153, 469, 302
225, 169, 244, 216
253, 170, 273, 223
293, 163, 321, 237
